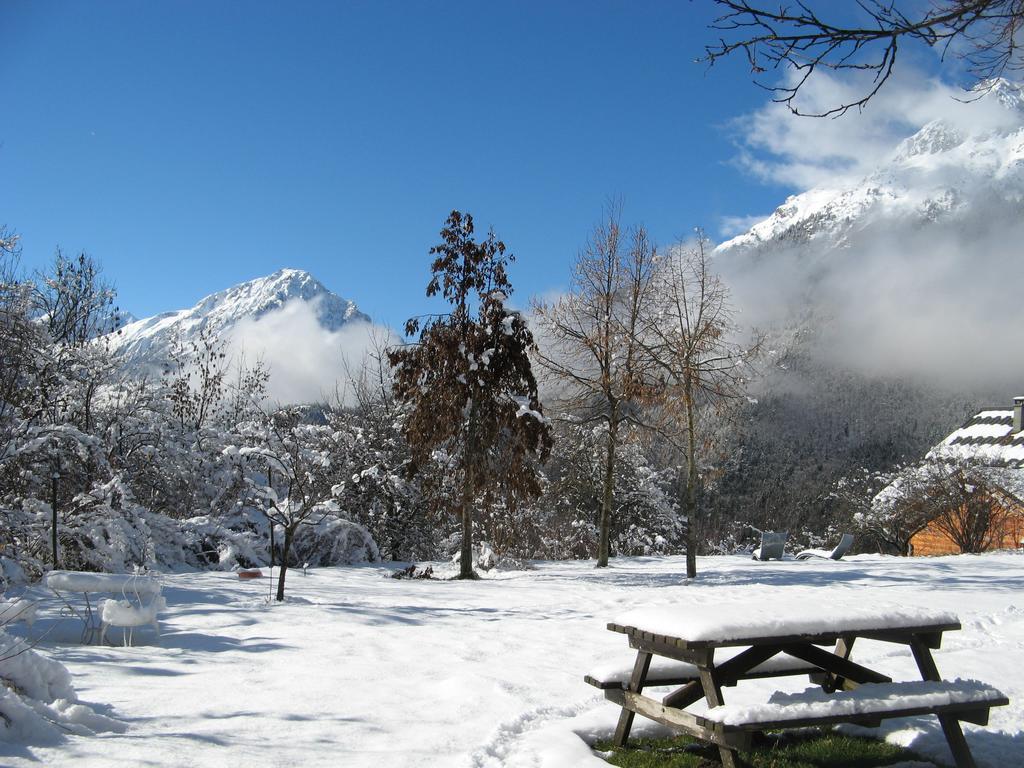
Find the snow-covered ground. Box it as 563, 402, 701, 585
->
4, 552, 1023, 767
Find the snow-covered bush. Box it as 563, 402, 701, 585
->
290, 515, 380, 567
509, 422, 682, 561
180, 507, 380, 571
0, 555, 30, 592
0, 628, 124, 744
0, 598, 36, 630
179, 508, 271, 571
451, 541, 498, 571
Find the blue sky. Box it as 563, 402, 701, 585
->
0, 1, 940, 327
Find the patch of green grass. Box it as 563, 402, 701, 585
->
595, 730, 925, 768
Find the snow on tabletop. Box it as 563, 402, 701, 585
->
45, 571, 161, 596
613, 601, 958, 643
701, 680, 1005, 726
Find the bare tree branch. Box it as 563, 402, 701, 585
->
705, 1, 1024, 116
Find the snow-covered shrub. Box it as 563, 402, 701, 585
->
513, 422, 682, 560
22, 478, 188, 574
179, 508, 270, 571
290, 515, 380, 566
180, 507, 380, 571
0, 556, 30, 591
333, 393, 440, 562
451, 541, 498, 571
476, 541, 497, 570
139, 510, 194, 571
390, 564, 434, 579
0, 598, 36, 629
0, 628, 124, 744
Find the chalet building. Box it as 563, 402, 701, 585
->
908, 399, 1024, 556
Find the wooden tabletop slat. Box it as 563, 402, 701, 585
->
609, 621, 961, 649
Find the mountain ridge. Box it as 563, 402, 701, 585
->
109, 268, 370, 368
716, 78, 1024, 258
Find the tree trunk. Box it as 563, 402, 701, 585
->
598, 416, 618, 568
50, 474, 59, 569
269, 520, 276, 569
684, 374, 697, 579
276, 528, 293, 601
459, 464, 475, 579
268, 469, 276, 568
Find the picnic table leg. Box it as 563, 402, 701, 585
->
698, 666, 741, 768
910, 637, 978, 768
826, 636, 855, 692
612, 650, 652, 748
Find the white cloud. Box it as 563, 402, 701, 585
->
730, 70, 1016, 189
718, 195, 1024, 388
718, 213, 771, 239
718, 73, 1024, 388
226, 298, 398, 405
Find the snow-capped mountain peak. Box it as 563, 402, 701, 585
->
978, 77, 1024, 113
892, 120, 964, 161
185, 268, 365, 329
110, 268, 369, 367
717, 78, 1024, 255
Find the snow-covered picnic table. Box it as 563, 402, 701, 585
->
588, 601, 1008, 768
44, 571, 161, 644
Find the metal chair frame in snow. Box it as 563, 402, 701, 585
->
751, 530, 787, 561
99, 573, 164, 647
796, 533, 855, 561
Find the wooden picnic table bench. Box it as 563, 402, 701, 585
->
586, 601, 1008, 768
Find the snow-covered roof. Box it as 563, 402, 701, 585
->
871, 407, 1024, 512
928, 408, 1024, 467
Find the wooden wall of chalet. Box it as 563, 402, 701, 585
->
910, 506, 1024, 556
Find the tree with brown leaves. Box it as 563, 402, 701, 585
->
390, 211, 552, 579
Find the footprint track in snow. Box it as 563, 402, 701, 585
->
469, 696, 602, 768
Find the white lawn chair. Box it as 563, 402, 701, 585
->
100, 595, 166, 647
751, 531, 787, 561
796, 533, 855, 561
99, 574, 165, 646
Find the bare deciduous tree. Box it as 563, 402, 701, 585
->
164, 325, 229, 432
35, 250, 121, 347
641, 234, 756, 578
533, 204, 659, 567
929, 468, 1013, 553
868, 459, 1020, 554
705, 1, 1024, 116
0, 226, 20, 285
836, 467, 924, 555
240, 408, 342, 600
